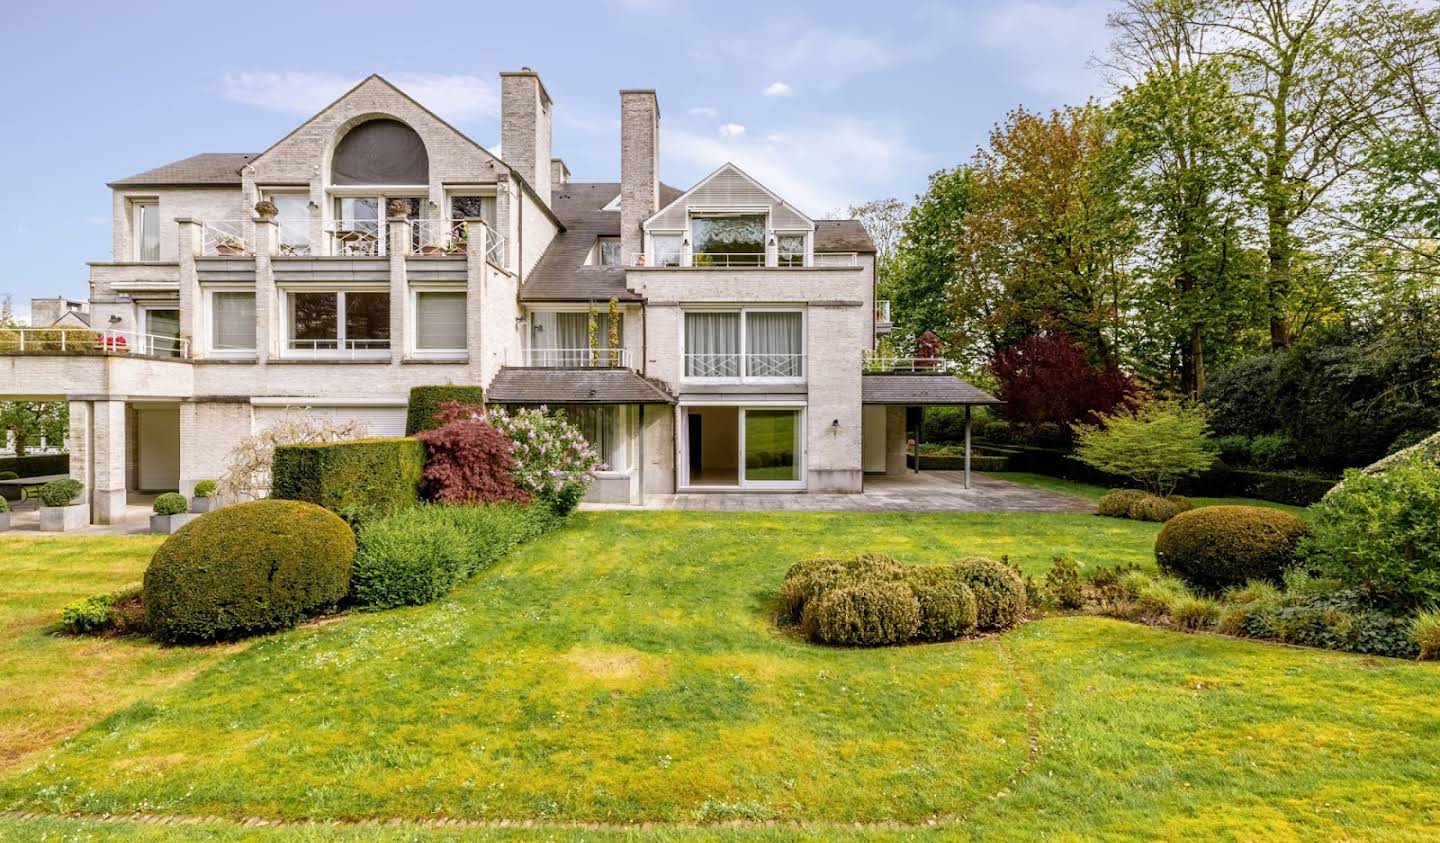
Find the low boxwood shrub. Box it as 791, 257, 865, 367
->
152, 493, 187, 516
1097, 489, 1147, 518
405, 385, 486, 435
1154, 505, 1309, 592
352, 503, 562, 609
58, 587, 146, 636
193, 479, 217, 498
800, 580, 921, 646
0, 471, 17, 481
271, 437, 424, 527
777, 557, 848, 625
904, 566, 979, 640
38, 478, 83, 507
143, 500, 355, 642
1300, 456, 1440, 610
1097, 489, 1192, 522
952, 556, 1028, 630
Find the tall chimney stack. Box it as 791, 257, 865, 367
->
619, 89, 660, 264
500, 68, 553, 207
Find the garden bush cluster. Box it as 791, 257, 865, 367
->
1097, 489, 1193, 522
778, 554, 1025, 646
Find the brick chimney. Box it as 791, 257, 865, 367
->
550, 158, 570, 189
500, 68, 553, 207
619, 89, 660, 264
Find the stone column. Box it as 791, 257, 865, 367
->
67, 399, 93, 492
91, 399, 128, 524
253, 216, 278, 364
387, 212, 410, 364
176, 218, 201, 355
465, 220, 489, 379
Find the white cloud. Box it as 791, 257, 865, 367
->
762, 81, 794, 98
223, 72, 499, 123
688, 106, 718, 118
717, 122, 746, 137
663, 118, 925, 215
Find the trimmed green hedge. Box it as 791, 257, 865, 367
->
906, 453, 1010, 472
0, 453, 68, 479
977, 441, 1336, 505
271, 437, 424, 526
351, 502, 563, 609
143, 500, 355, 642
406, 385, 486, 435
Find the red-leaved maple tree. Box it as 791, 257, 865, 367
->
415, 401, 530, 504
989, 332, 1136, 436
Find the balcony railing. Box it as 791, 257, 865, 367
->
862, 350, 945, 373
685, 352, 805, 379
631, 251, 860, 268
0, 327, 190, 359
814, 252, 860, 267
284, 338, 390, 359
201, 220, 251, 257
329, 221, 383, 257
411, 220, 468, 256
525, 347, 631, 368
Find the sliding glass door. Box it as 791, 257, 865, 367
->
681, 405, 804, 489
743, 409, 801, 485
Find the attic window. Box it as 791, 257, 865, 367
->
602, 194, 622, 212
332, 119, 428, 185
597, 237, 621, 266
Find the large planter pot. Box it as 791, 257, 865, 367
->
189, 496, 219, 514
150, 512, 197, 535
40, 503, 90, 532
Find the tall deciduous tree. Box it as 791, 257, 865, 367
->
886, 168, 971, 356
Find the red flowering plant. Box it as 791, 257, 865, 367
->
414, 402, 529, 504
487, 406, 603, 515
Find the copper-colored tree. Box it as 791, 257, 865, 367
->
415, 402, 530, 504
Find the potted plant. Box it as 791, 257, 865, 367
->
420, 238, 449, 256
0, 497, 9, 532
38, 479, 88, 532
215, 232, 246, 256
190, 479, 220, 513
150, 493, 194, 535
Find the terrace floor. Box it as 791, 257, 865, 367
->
2, 493, 157, 536
636, 470, 1092, 513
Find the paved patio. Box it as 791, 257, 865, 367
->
1, 494, 158, 536
633, 471, 1092, 513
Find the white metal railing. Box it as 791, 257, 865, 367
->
330, 220, 383, 257
201, 220, 251, 256
284, 338, 390, 358
876, 300, 892, 323
278, 237, 312, 257
633, 251, 683, 267
0, 327, 189, 358
630, 251, 860, 268
689, 252, 767, 268
815, 252, 860, 267
525, 347, 631, 368
473, 221, 506, 267
862, 350, 945, 373
411, 220, 468, 256
684, 352, 805, 379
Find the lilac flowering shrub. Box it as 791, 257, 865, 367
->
487, 406, 603, 515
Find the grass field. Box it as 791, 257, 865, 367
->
0, 505, 1436, 840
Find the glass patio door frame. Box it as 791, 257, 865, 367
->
678, 402, 806, 491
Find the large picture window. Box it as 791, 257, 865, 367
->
684, 309, 802, 380
530, 311, 624, 366
691, 213, 766, 267
285, 290, 390, 356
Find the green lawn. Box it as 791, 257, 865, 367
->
1, 510, 1437, 840
989, 470, 1310, 516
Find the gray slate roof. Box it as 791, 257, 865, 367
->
861, 374, 1001, 405
521, 182, 878, 302
487, 367, 677, 404
110, 153, 258, 187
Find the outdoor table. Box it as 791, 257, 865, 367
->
0, 474, 70, 505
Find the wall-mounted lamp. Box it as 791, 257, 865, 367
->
108, 314, 122, 325
830, 418, 840, 435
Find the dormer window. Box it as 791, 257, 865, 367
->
597, 237, 621, 266
133, 200, 160, 261
777, 233, 806, 268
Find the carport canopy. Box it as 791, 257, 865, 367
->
861, 373, 1002, 489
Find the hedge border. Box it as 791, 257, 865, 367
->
405, 386, 486, 435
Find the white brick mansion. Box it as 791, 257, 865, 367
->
2, 70, 997, 522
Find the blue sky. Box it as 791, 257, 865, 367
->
0, 0, 1118, 318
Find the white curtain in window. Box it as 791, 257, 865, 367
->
415, 291, 466, 350
531, 312, 619, 365
685, 312, 740, 377
746, 312, 802, 377
137, 204, 160, 261
212, 292, 256, 350
560, 405, 626, 471
651, 234, 682, 266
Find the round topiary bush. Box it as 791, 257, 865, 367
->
1130, 494, 1191, 523
0, 471, 18, 481
193, 479, 217, 498
152, 492, 187, 516
777, 556, 848, 624
952, 556, 1028, 630
800, 579, 921, 646
143, 499, 356, 642
1098, 489, 1148, 518
38, 478, 83, 507
1154, 505, 1309, 593
904, 566, 978, 640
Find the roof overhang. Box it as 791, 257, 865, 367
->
861, 374, 1001, 405
487, 367, 676, 405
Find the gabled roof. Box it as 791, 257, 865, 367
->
645, 162, 813, 231
521, 181, 682, 302
861, 374, 1001, 405
109, 153, 257, 187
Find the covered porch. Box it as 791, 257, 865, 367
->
860, 372, 1002, 491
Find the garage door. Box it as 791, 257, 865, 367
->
252, 405, 407, 437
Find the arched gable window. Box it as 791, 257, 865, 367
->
331, 119, 428, 185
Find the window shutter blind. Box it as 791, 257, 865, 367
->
416, 292, 466, 349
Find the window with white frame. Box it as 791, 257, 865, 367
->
777, 233, 806, 267
553, 404, 630, 472
133, 200, 160, 261
413, 290, 466, 353
209, 290, 256, 354
691, 213, 766, 267
529, 311, 624, 367
650, 233, 682, 267
265, 193, 311, 255
331, 195, 421, 256
449, 195, 497, 228
596, 237, 621, 266
683, 309, 803, 379
285, 290, 390, 355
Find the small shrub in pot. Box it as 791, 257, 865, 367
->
152, 493, 187, 516
39, 478, 83, 507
